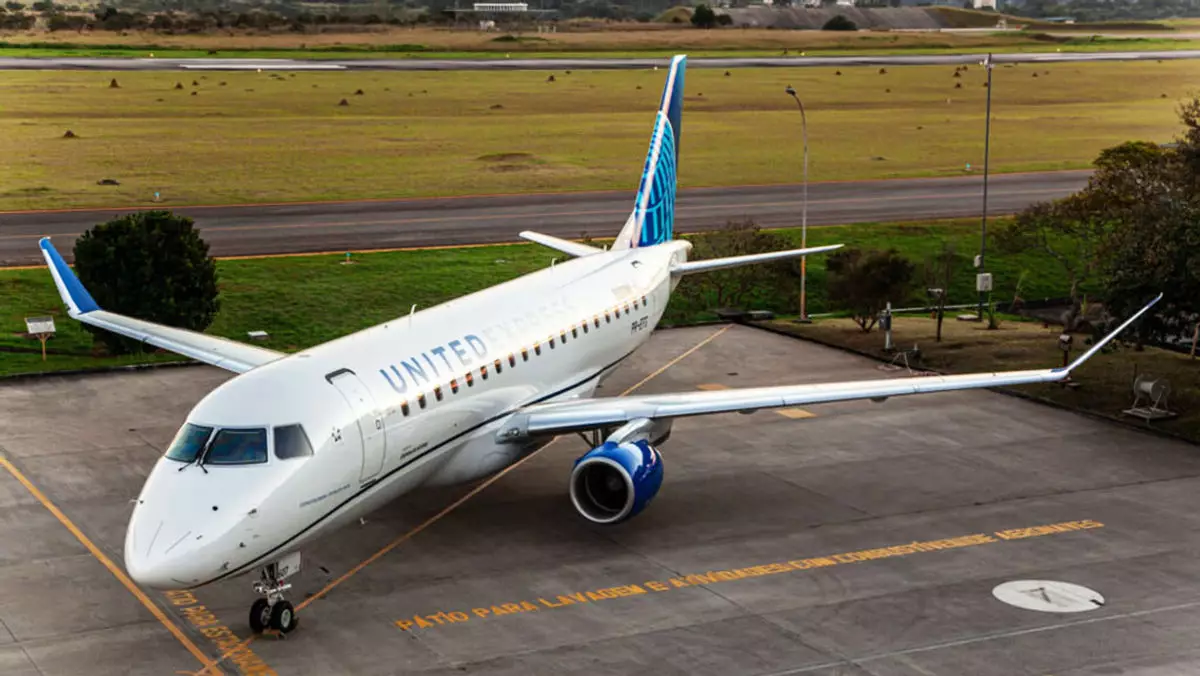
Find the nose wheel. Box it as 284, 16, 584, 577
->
249, 554, 301, 635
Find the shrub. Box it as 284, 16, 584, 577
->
822, 15, 857, 31
72, 211, 220, 355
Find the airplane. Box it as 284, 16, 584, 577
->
38, 54, 1160, 637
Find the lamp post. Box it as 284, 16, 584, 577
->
978, 53, 994, 320
785, 85, 810, 322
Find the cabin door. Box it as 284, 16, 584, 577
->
327, 369, 386, 482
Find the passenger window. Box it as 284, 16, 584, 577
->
434, 386, 443, 401
274, 425, 314, 460
642, 295, 648, 305
582, 322, 588, 334
205, 428, 268, 465
165, 423, 213, 463
494, 358, 503, 374
549, 336, 556, 348
561, 330, 567, 343
605, 311, 611, 323
572, 326, 579, 338
625, 301, 631, 313
522, 348, 529, 361
450, 379, 459, 394
594, 315, 600, 328
634, 299, 639, 310
465, 371, 474, 387
508, 354, 516, 367
534, 341, 541, 356
418, 393, 427, 409
614, 307, 620, 318
401, 400, 411, 415
481, 365, 489, 380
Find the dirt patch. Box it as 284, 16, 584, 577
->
477, 152, 535, 162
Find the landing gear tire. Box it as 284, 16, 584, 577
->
249, 598, 272, 634
269, 600, 298, 634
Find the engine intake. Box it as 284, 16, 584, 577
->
570, 440, 664, 524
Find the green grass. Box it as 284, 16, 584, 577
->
0, 217, 1077, 377
1, 61, 1194, 210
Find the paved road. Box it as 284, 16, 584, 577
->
2, 49, 1199, 71
0, 170, 1089, 266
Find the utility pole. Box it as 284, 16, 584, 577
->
785, 85, 810, 322
978, 53, 994, 320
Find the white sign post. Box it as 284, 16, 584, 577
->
25, 316, 56, 361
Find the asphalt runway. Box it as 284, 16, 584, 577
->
3, 324, 1200, 675
0, 171, 1089, 266
2, 49, 1200, 71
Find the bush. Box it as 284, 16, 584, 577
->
73, 211, 220, 355
691, 3, 717, 28
822, 15, 858, 30
826, 248, 914, 332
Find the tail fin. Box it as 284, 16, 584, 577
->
615, 55, 686, 250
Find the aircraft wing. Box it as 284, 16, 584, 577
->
498, 293, 1162, 441
39, 238, 284, 374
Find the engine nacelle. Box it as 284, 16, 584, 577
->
570, 440, 664, 525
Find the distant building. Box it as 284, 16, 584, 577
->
972, 0, 996, 8
472, 2, 529, 11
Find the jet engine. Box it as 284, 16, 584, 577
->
570, 439, 664, 524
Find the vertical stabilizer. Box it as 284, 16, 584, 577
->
614, 55, 686, 249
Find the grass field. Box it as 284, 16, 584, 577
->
1, 25, 1196, 58
1, 61, 1193, 210
0, 217, 1075, 378
759, 315, 1200, 444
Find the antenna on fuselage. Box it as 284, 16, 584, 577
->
409, 304, 417, 329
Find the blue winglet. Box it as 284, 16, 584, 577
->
39, 237, 100, 315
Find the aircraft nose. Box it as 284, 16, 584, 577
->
124, 514, 209, 589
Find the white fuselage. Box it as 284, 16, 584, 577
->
124, 241, 690, 589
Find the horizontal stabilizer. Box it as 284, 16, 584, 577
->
671, 244, 844, 276
520, 231, 602, 258
39, 237, 283, 374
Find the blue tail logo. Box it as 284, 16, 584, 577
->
618, 55, 686, 249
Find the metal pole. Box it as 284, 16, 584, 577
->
978, 53, 993, 320
786, 86, 809, 321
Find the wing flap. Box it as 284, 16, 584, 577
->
39, 237, 283, 374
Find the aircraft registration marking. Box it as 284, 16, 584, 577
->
392, 519, 1104, 632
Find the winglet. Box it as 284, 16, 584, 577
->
1058, 292, 1163, 373
39, 237, 100, 316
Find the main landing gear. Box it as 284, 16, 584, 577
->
249, 552, 301, 635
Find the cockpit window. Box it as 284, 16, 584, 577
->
274, 425, 314, 460
204, 428, 268, 465
165, 423, 213, 463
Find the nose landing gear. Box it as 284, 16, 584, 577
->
249, 553, 301, 635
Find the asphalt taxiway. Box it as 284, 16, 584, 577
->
0, 171, 1090, 266
3, 49, 1200, 71
2, 324, 1200, 675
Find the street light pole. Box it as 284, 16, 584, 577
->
785, 85, 810, 322
978, 53, 994, 320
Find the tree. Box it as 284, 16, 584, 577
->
690, 3, 717, 29
826, 248, 914, 332
73, 211, 220, 355
1061, 102, 1200, 347
821, 15, 857, 30
676, 219, 800, 312
995, 195, 1107, 330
